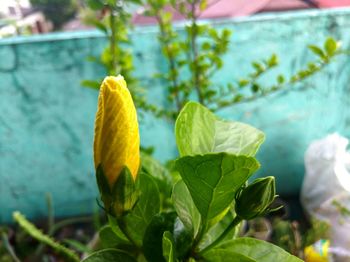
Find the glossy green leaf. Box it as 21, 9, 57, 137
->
112, 167, 138, 216
175, 153, 260, 220
162, 231, 175, 262
204, 238, 302, 262
141, 152, 173, 196
82, 248, 136, 262
124, 172, 160, 246
202, 250, 255, 262
175, 102, 265, 157
107, 215, 129, 242
173, 218, 193, 259
99, 225, 129, 248
172, 180, 201, 237
199, 210, 238, 250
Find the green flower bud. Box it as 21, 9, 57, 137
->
235, 176, 278, 220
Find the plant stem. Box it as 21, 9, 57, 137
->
155, 14, 182, 112
110, 9, 117, 75
213, 56, 336, 111
1, 232, 21, 262
199, 216, 242, 255
34, 193, 55, 259
189, 1, 204, 105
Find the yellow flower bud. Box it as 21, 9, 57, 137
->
93, 75, 140, 187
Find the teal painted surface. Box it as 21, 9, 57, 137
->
1, 8, 350, 223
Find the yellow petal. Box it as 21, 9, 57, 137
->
94, 75, 140, 186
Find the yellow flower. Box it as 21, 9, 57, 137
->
94, 75, 140, 187
304, 240, 330, 262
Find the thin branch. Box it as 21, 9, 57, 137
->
1, 232, 21, 262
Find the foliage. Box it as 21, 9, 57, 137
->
269, 216, 330, 258
30, 0, 78, 30
83, 0, 345, 120
82, 0, 159, 115
142, 1, 344, 118
89, 87, 302, 261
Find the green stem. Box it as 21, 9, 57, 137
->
214, 55, 339, 111
34, 193, 55, 258
110, 10, 117, 75
199, 216, 242, 255
1, 232, 21, 262
189, 1, 204, 105
155, 13, 182, 112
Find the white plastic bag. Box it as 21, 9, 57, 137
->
301, 133, 350, 261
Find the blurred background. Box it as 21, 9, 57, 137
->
2, 0, 350, 36
2, 0, 350, 260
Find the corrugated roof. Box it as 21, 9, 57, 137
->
133, 0, 350, 24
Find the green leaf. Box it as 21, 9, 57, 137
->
82, 248, 136, 262
124, 172, 160, 246
252, 62, 264, 72
96, 164, 112, 213
199, 210, 238, 250
308, 45, 326, 58
203, 238, 303, 262
324, 37, 338, 56
199, 0, 208, 11
107, 215, 129, 242
238, 79, 249, 87
175, 102, 265, 157
143, 212, 177, 262
162, 231, 175, 262
202, 249, 255, 262
173, 218, 193, 259
267, 54, 278, 67
141, 152, 173, 196
99, 225, 129, 248
86, 0, 105, 10
251, 83, 260, 93
89, 20, 108, 34
277, 75, 285, 84
172, 180, 201, 237
81, 80, 101, 89
62, 239, 91, 253
175, 153, 260, 220
112, 167, 138, 216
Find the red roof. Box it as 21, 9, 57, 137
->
316, 0, 350, 7
133, 0, 350, 24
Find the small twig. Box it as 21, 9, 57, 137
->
1, 231, 21, 262
13, 212, 80, 262
35, 193, 55, 258
155, 13, 182, 112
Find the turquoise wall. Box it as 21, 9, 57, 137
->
1, 8, 350, 223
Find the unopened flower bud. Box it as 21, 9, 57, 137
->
235, 176, 277, 220
93, 75, 140, 216
94, 75, 140, 186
